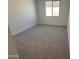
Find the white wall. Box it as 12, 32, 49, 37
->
9, 0, 37, 36
36, 0, 70, 26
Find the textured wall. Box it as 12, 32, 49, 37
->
35, 0, 70, 26
8, 0, 37, 36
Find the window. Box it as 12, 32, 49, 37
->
53, 1, 59, 16
45, 1, 60, 16
45, 1, 52, 16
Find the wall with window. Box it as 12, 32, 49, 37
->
35, 0, 70, 26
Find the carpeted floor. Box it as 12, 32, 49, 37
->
13, 25, 69, 59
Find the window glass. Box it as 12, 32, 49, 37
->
45, 1, 52, 16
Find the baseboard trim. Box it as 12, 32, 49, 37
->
8, 55, 19, 57
38, 24, 67, 28
13, 24, 67, 37
13, 24, 37, 37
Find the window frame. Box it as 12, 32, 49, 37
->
45, 0, 60, 16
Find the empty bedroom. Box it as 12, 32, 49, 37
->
8, 0, 70, 59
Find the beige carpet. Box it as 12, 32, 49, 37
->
13, 25, 69, 59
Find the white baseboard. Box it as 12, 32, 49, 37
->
8, 55, 19, 57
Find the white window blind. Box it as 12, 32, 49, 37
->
53, 1, 59, 16
45, 1, 60, 16
45, 1, 52, 16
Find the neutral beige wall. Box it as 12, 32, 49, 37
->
9, 0, 37, 36
35, 0, 70, 26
